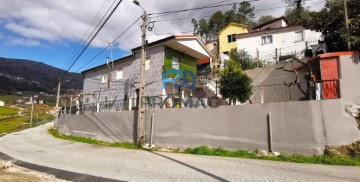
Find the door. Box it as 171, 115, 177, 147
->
320, 57, 339, 99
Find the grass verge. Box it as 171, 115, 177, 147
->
183, 146, 360, 166
48, 129, 139, 149
46, 130, 360, 166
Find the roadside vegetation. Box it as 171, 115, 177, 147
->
184, 146, 360, 166
47, 128, 360, 167
0, 117, 29, 134
48, 129, 139, 149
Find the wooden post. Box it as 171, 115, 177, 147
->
275, 48, 278, 64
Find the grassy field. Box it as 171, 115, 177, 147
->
0, 106, 53, 134
0, 117, 29, 134
0, 107, 18, 115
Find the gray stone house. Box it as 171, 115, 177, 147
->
81, 35, 212, 111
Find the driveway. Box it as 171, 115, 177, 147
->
0, 123, 359, 182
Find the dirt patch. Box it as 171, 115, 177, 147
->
0, 161, 67, 182
325, 141, 360, 158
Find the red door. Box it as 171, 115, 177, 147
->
320, 58, 339, 99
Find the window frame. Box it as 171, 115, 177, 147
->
100, 74, 108, 83
261, 35, 273, 45
145, 57, 151, 71
116, 69, 123, 80
295, 31, 304, 42
172, 56, 180, 69
227, 34, 236, 43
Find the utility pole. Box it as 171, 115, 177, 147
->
134, 0, 147, 145
30, 97, 34, 127
56, 79, 61, 109
69, 96, 73, 115
343, 0, 351, 51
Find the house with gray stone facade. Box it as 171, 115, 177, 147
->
81, 35, 212, 112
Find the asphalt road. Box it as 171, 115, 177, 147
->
0, 123, 359, 182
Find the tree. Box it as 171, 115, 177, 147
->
229, 48, 263, 70
192, 18, 210, 42
192, 2, 256, 41
285, 6, 310, 25
237, 1, 255, 24
285, 0, 360, 51
257, 15, 275, 25
218, 59, 252, 105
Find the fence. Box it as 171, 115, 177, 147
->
250, 80, 340, 104
78, 99, 129, 114
76, 91, 213, 114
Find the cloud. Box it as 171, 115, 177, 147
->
0, 0, 325, 50
7, 37, 42, 46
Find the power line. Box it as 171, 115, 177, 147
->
59, 0, 123, 80
154, 15, 211, 23
151, 0, 260, 17
75, 16, 141, 72
76, 0, 326, 73
61, 0, 113, 70
148, 31, 194, 36
152, 0, 325, 20
118, 27, 141, 45
63, 0, 117, 72
84, 26, 140, 71
61, 0, 117, 73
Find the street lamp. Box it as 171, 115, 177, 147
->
133, 0, 147, 145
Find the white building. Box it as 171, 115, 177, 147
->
235, 17, 323, 64
0, 101, 4, 107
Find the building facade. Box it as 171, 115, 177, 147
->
81, 35, 212, 110
218, 22, 248, 54
235, 17, 322, 64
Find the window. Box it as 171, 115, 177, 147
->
261, 35, 273, 44
101, 75, 108, 83
145, 57, 150, 70
172, 56, 179, 69
227, 34, 236, 43
116, 69, 123, 80
295, 31, 304, 42
86, 98, 89, 103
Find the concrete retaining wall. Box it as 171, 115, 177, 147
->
56, 99, 360, 155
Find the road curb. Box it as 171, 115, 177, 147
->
0, 151, 124, 182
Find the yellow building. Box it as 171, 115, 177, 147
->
218, 22, 248, 54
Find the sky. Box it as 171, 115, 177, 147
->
0, 0, 326, 73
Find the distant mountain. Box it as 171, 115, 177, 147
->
0, 57, 83, 94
